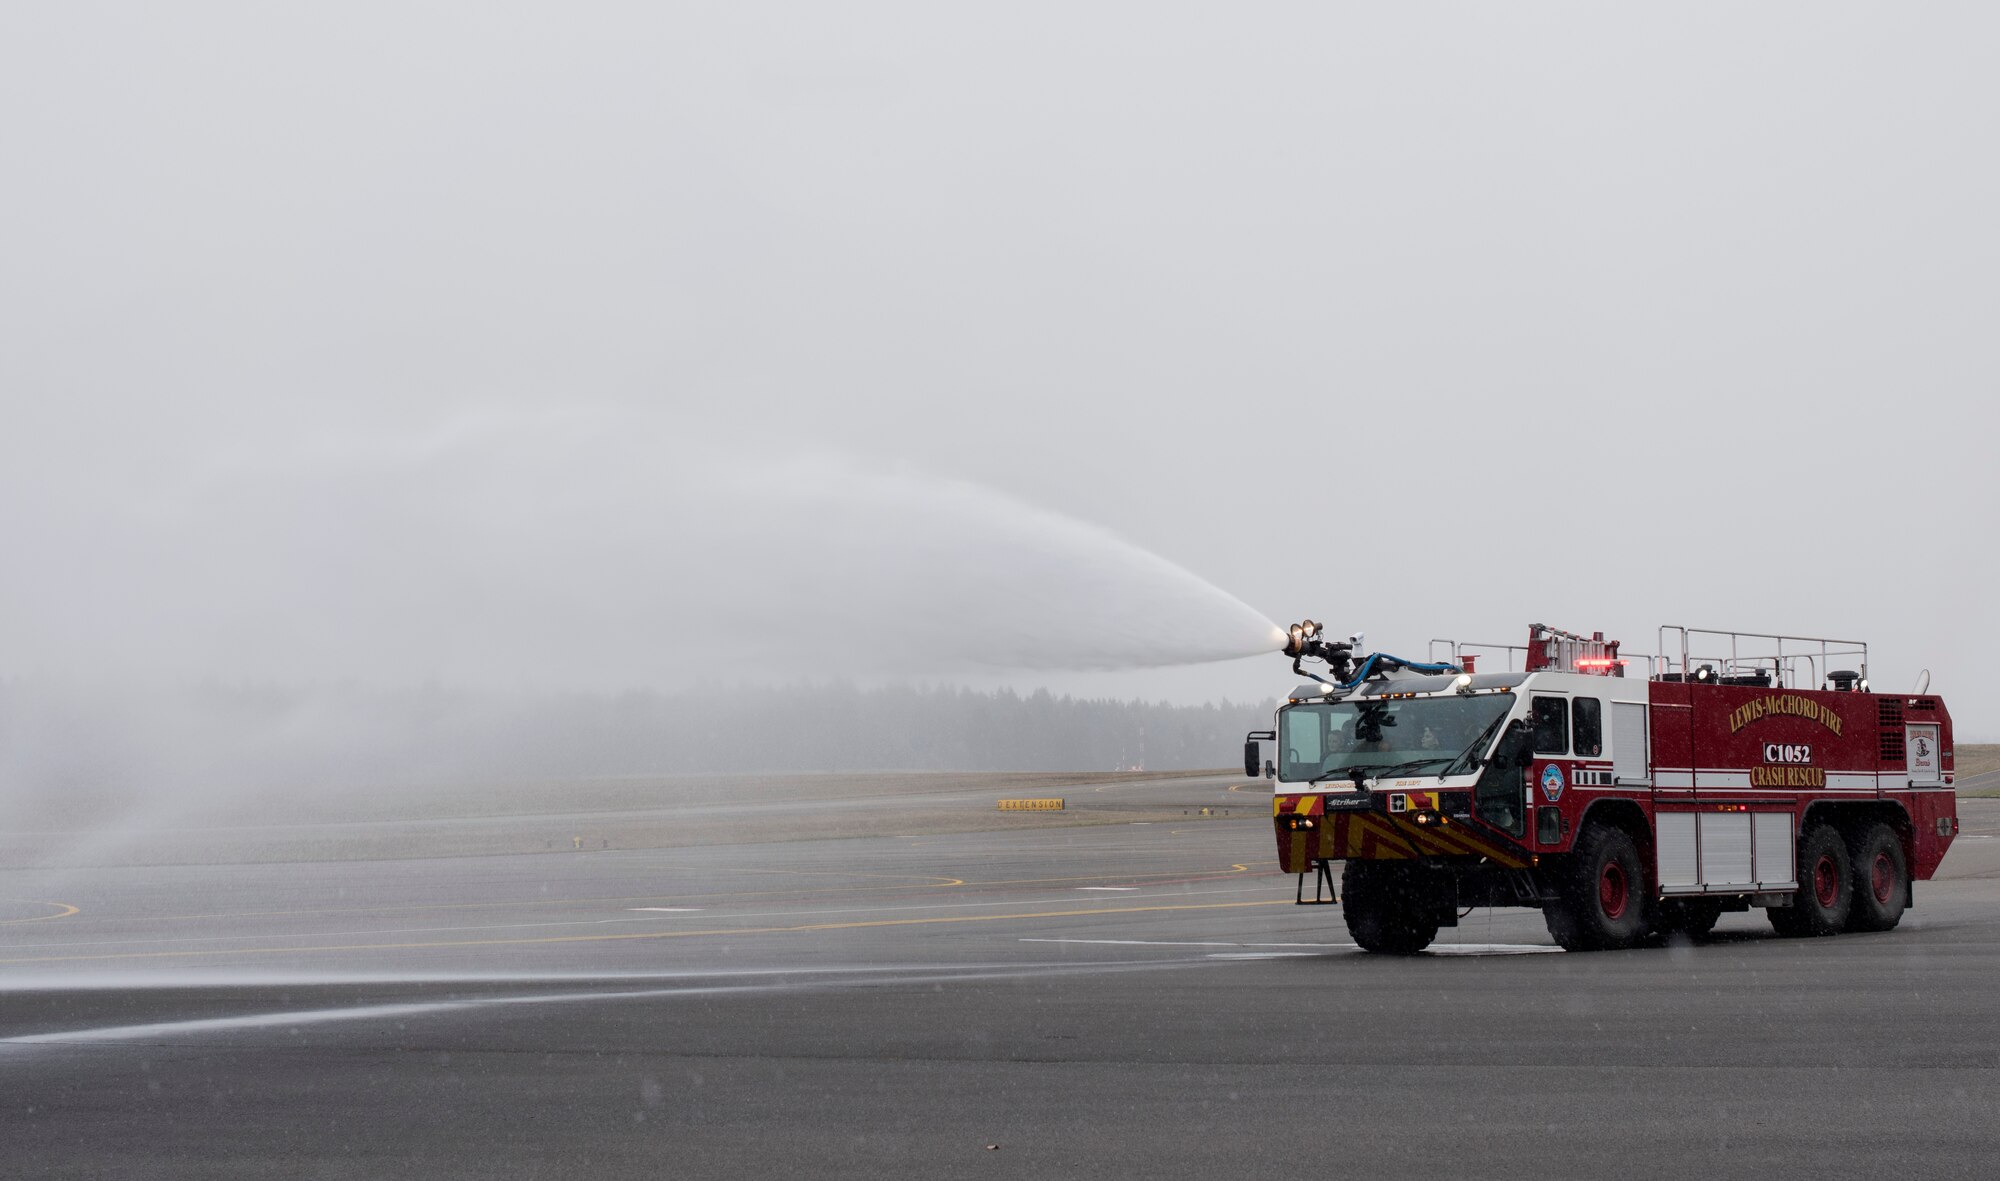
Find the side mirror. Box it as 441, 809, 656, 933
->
1265, 759, 1277, 779
1243, 740, 1261, 779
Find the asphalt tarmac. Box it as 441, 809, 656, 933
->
3, 779, 1997, 1179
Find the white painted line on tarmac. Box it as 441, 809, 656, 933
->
1022, 937, 1561, 956
1208, 952, 1319, 959
2, 887, 1276, 956
1022, 938, 1345, 948
1, 961, 1224, 1047
3, 999, 494, 1046
626, 907, 705, 912
1075, 887, 1139, 892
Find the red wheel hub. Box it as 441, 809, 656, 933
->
1812, 854, 1840, 908
1871, 852, 1896, 903
1599, 859, 1629, 920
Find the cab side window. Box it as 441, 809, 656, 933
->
1531, 697, 1569, 755
1573, 697, 1603, 757
1281, 710, 1324, 779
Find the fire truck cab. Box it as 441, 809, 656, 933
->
1245, 622, 1958, 953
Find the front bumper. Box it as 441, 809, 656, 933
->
1272, 790, 1528, 872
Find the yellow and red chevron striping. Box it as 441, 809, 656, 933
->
1272, 799, 1530, 871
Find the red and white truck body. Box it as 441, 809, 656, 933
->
1246, 623, 1958, 952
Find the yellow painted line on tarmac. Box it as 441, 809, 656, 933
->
711, 868, 966, 887
644, 867, 1253, 897
938, 866, 1252, 889
0, 900, 1292, 967
0, 900, 79, 925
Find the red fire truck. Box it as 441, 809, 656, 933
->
1243, 622, 1959, 953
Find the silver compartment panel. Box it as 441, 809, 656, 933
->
1656, 810, 1796, 894
1698, 813, 1754, 888
1753, 811, 1797, 890
1657, 812, 1699, 890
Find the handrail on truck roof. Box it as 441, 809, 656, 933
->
1656, 625, 1869, 691
1428, 638, 1530, 672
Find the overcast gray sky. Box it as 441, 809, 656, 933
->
3, 4, 1995, 736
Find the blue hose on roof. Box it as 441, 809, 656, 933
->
1338, 653, 1463, 691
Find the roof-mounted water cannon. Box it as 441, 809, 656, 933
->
1282, 618, 1359, 685
1280, 617, 1465, 692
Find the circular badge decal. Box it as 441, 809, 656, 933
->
1539, 763, 1566, 802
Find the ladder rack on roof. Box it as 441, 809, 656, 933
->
1527, 624, 1624, 675
1656, 625, 1868, 691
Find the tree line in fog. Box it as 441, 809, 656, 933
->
0, 679, 1274, 796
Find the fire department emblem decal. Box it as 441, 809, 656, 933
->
1540, 763, 1565, 802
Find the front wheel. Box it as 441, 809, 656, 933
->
1544, 822, 1650, 951
1341, 860, 1441, 954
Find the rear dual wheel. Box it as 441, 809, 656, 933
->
1845, 823, 1908, 933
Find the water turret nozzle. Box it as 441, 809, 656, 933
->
1283, 619, 1326, 657
1282, 617, 1358, 682
1278, 619, 1461, 689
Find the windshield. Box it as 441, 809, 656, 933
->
1277, 694, 1515, 783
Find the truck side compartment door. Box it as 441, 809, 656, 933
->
1612, 701, 1648, 786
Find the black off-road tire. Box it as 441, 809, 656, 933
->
1341, 860, 1440, 954
1768, 822, 1851, 937
1543, 821, 1650, 951
1845, 822, 1908, 933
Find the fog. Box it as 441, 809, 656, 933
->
3, 0, 1995, 809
